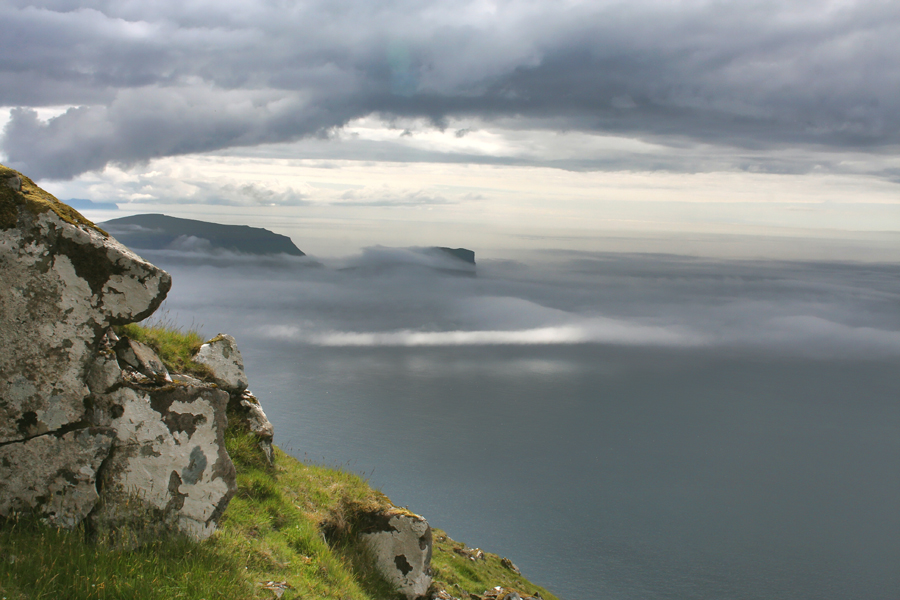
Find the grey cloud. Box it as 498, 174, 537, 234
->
3, 0, 900, 178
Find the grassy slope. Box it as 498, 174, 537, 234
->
0, 325, 559, 600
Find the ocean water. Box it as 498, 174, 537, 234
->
146, 248, 900, 600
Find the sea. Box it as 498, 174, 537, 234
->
140, 245, 900, 600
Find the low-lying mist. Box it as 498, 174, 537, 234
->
142, 246, 900, 360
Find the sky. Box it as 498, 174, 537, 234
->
2, 0, 900, 258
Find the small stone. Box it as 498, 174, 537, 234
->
115, 337, 172, 383
86, 351, 124, 394
171, 373, 204, 386
231, 390, 275, 464
500, 557, 521, 574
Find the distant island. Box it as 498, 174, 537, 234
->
436, 247, 476, 265
101, 213, 305, 256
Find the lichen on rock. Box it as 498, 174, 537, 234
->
193, 333, 249, 393
0, 427, 116, 527
89, 383, 236, 541
358, 509, 434, 600
0, 164, 235, 541
0, 164, 171, 445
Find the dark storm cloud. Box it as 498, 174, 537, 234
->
3, 0, 900, 178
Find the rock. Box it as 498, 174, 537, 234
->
454, 546, 485, 561
230, 390, 275, 465
0, 164, 170, 444
500, 557, 521, 574
171, 373, 204, 386
1, 166, 244, 541
193, 334, 248, 393
482, 588, 521, 600
358, 510, 433, 600
4, 173, 21, 191
0, 427, 116, 527
114, 336, 172, 383
89, 384, 236, 541
86, 349, 124, 395
481, 588, 542, 600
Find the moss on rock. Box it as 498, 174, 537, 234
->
0, 163, 105, 234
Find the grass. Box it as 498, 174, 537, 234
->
0, 322, 561, 600
115, 320, 212, 379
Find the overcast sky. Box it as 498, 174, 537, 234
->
2, 0, 899, 257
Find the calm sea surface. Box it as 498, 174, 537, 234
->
148, 249, 900, 600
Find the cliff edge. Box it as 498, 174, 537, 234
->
0, 164, 556, 600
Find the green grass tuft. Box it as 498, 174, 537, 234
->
115, 321, 212, 379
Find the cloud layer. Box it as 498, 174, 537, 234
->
138, 246, 900, 359
3, 0, 900, 178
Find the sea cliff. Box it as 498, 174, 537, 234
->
0, 164, 558, 600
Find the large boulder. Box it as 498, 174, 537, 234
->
88, 382, 236, 541
0, 164, 234, 539
0, 164, 170, 444
359, 509, 434, 600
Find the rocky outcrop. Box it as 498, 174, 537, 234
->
359, 509, 433, 600
0, 165, 170, 444
0, 164, 235, 540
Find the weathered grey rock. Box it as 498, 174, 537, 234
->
359, 510, 433, 600
193, 334, 248, 392
482, 587, 545, 600
171, 373, 204, 386
89, 384, 236, 541
86, 350, 124, 395
114, 337, 172, 383
0, 427, 116, 527
0, 166, 237, 541
500, 557, 521, 574
0, 165, 171, 444
454, 546, 485, 561
230, 390, 275, 464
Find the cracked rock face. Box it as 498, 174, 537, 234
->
0, 165, 234, 540
0, 427, 116, 527
0, 166, 171, 444
359, 510, 433, 600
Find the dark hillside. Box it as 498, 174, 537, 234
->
102, 214, 305, 256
